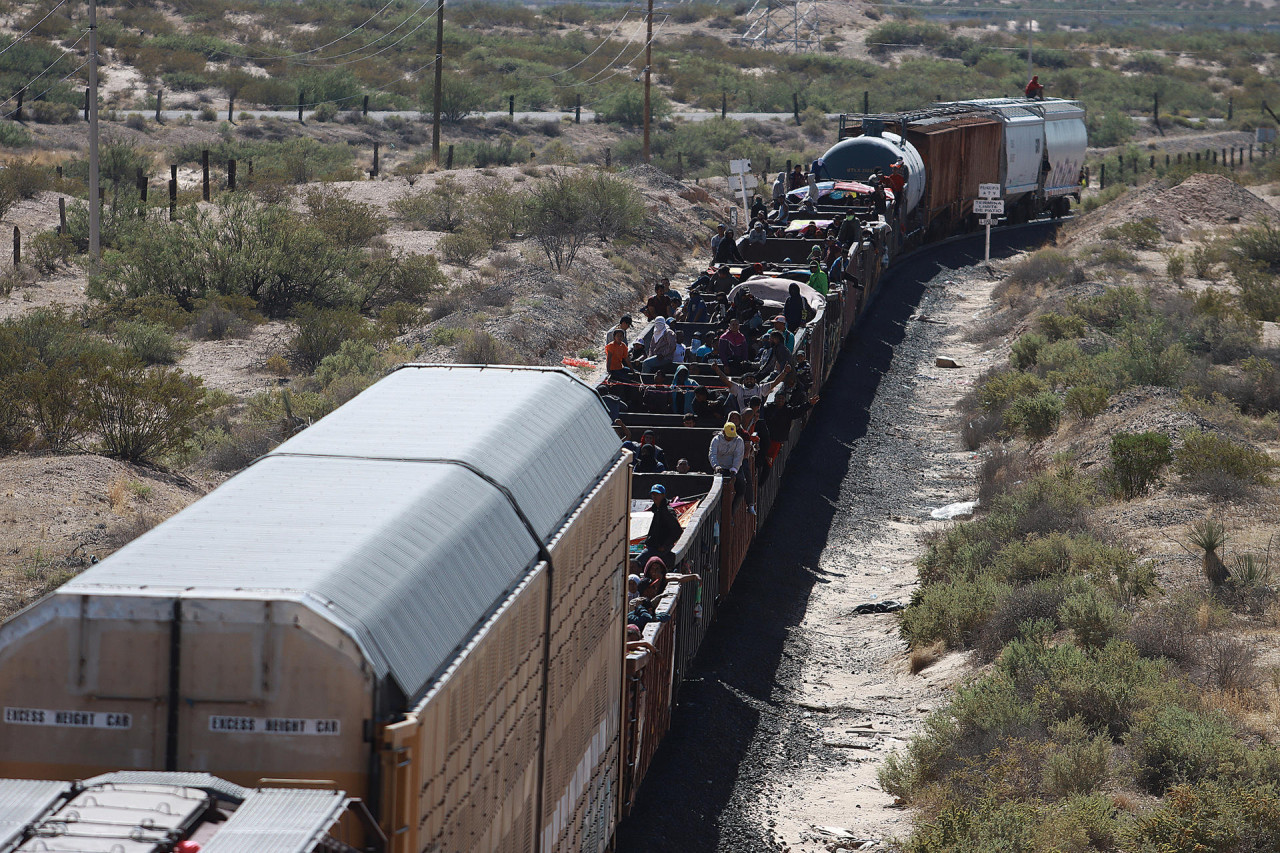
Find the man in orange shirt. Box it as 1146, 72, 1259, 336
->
605, 328, 637, 382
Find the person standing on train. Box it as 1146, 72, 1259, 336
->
716, 318, 750, 368
784, 282, 809, 332
807, 261, 830, 297
1025, 75, 1044, 100
605, 329, 637, 382
887, 161, 907, 196
750, 195, 769, 221
710, 223, 727, 261
645, 280, 674, 320
772, 171, 787, 204
787, 163, 806, 191
709, 422, 754, 515
809, 157, 829, 182
635, 484, 684, 571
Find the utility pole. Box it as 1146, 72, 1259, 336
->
642, 0, 652, 163
431, 0, 444, 165
1026, 18, 1033, 84
88, 0, 100, 262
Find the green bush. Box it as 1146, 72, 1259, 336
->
0, 122, 31, 147
84, 353, 209, 463
594, 87, 672, 126
455, 329, 517, 365
1102, 217, 1162, 249
1231, 220, 1280, 273
900, 575, 1013, 650
313, 338, 381, 389
1190, 244, 1220, 279
1125, 781, 1280, 852
1129, 706, 1255, 794
303, 186, 387, 248
1175, 428, 1274, 486
576, 169, 646, 241
977, 370, 1049, 414
1232, 263, 1280, 323
28, 232, 72, 274
1001, 248, 1085, 294
1005, 391, 1062, 441
1010, 332, 1047, 369
1036, 312, 1087, 342
439, 228, 493, 267
1070, 285, 1147, 331
1042, 718, 1111, 797
1064, 385, 1109, 419
391, 176, 467, 232
113, 320, 184, 365
288, 305, 376, 372
1110, 431, 1172, 498
1059, 589, 1123, 649
1166, 250, 1186, 281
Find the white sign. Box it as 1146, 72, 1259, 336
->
729, 158, 752, 173
5, 706, 132, 729
728, 174, 759, 192
209, 715, 341, 735
973, 199, 1005, 214
978, 216, 997, 226
977, 183, 1002, 200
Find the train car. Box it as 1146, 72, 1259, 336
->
0, 365, 631, 853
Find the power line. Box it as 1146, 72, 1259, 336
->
537, 10, 634, 78
295, 2, 439, 68
556, 15, 670, 88
861, 1, 1271, 14
0, 0, 70, 60
0, 56, 88, 120
0, 29, 88, 111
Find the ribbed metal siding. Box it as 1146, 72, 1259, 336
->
0, 779, 70, 851
267, 365, 623, 539
199, 789, 349, 853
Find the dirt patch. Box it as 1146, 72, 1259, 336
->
0, 454, 207, 618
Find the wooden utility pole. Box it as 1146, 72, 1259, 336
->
642, 0, 652, 163
88, 0, 100, 262
432, 0, 445, 164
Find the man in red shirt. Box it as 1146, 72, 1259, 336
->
1025, 75, 1044, 100
645, 280, 674, 320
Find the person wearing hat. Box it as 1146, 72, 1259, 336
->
713, 228, 745, 266
750, 194, 768, 221
708, 422, 755, 515
768, 194, 790, 226
808, 259, 830, 296
770, 315, 795, 352
635, 483, 684, 572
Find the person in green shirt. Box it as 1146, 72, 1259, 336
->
807, 261, 829, 296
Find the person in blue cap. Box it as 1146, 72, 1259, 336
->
634, 482, 683, 571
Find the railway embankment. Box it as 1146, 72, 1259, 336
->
620, 171, 1280, 852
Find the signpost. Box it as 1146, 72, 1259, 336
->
975, 184, 1004, 265
729, 158, 755, 227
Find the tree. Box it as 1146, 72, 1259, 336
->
431, 74, 484, 123
524, 171, 590, 271
85, 353, 208, 464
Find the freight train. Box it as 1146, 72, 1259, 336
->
0, 99, 1084, 853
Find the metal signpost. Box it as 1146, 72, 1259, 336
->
729, 158, 757, 228
976, 183, 1004, 265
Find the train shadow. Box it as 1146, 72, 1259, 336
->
615, 223, 1058, 852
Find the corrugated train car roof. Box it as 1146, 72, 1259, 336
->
60, 365, 622, 699
0, 779, 72, 850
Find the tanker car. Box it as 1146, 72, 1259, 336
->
0, 100, 1085, 853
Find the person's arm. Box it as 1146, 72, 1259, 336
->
708, 435, 720, 470
730, 438, 744, 473
666, 573, 700, 583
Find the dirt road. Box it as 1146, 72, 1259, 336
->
616, 224, 1058, 852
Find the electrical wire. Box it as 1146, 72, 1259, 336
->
536, 10, 633, 78
555, 13, 670, 89
0, 0, 69, 59
0, 28, 88, 111
0, 56, 88, 120
281, 0, 436, 66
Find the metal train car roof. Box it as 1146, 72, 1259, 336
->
49, 364, 624, 699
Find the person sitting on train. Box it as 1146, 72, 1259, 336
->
757, 329, 794, 381
711, 364, 765, 413
709, 422, 755, 515
748, 220, 767, 246
828, 251, 846, 286
750, 194, 769, 221
643, 317, 678, 373
784, 282, 810, 332
643, 373, 672, 413
680, 289, 712, 324
645, 280, 674, 321
770, 315, 795, 352
711, 265, 738, 296
605, 328, 638, 382
797, 220, 820, 239
691, 385, 724, 426
671, 365, 699, 414
808, 260, 830, 297
712, 228, 746, 266
768, 196, 790, 226
633, 443, 665, 473
738, 262, 765, 284
635, 486, 685, 572
823, 235, 842, 266
717, 318, 750, 368
608, 313, 634, 346
1025, 75, 1044, 100
635, 555, 699, 603
786, 350, 815, 405
787, 163, 806, 191
772, 170, 787, 203
675, 458, 692, 474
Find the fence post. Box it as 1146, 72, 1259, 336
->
509, 94, 515, 118
1249, 144, 1253, 162
1100, 162, 1106, 188
1165, 153, 1170, 166
863, 90, 869, 114
247, 159, 253, 179
56, 165, 62, 180
228, 94, 235, 124
202, 150, 210, 201
575, 94, 581, 124
136, 167, 146, 213
15, 88, 22, 122
446, 144, 454, 169
605, 147, 611, 168
792, 92, 800, 126
721, 91, 726, 119
12, 226, 18, 266
370, 142, 379, 178
1228, 96, 1233, 120
169, 165, 177, 221
765, 156, 770, 175
155, 88, 162, 124
1196, 152, 1201, 163
298, 91, 304, 123
1150, 155, 1155, 168
363, 94, 369, 117
58, 197, 66, 235
676, 151, 682, 180
228, 159, 237, 191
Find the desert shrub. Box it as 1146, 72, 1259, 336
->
1088, 109, 1135, 147
1101, 217, 1161, 250
0, 157, 51, 202
288, 305, 376, 372
0, 122, 31, 147
455, 137, 522, 168
594, 87, 672, 126
438, 228, 493, 266
313, 338, 382, 389
354, 252, 447, 312
1010, 332, 1047, 369
1004, 391, 1062, 441
113, 320, 184, 365
975, 580, 1068, 663
84, 353, 208, 463
1109, 431, 1172, 498
960, 409, 1002, 450
976, 446, 1032, 507
377, 301, 425, 336
28, 100, 77, 124
1230, 220, 1280, 273
1175, 428, 1274, 490
304, 186, 387, 248
195, 421, 276, 471
1232, 263, 1280, 323
469, 181, 524, 239
432, 74, 483, 122
576, 169, 646, 240
1125, 781, 1280, 853
1036, 312, 1087, 342
1042, 718, 1111, 797
900, 575, 1012, 650
391, 176, 467, 231
1059, 588, 1123, 649
1064, 385, 1109, 419
190, 294, 257, 340
998, 248, 1085, 300
976, 369, 1049, 414
1129, 705, 1254, 794
1070, 286, 1147, 331
524, 170, 591, 271
28, 232, 73, 274
455, 329, 517, 365
1127, 607, 1196, 665
1190, 244, 1220, 279
1166, 250, 1186, 281
8, 357, 91, 451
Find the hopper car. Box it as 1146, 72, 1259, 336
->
0, 100, 1084, 853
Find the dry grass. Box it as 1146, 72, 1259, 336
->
908, 640, 945, 674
